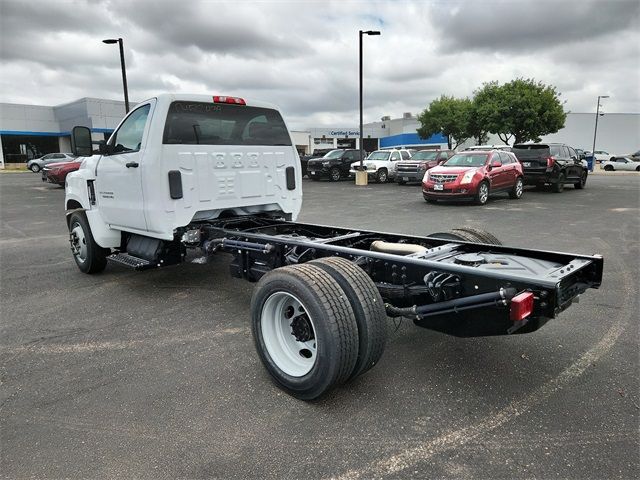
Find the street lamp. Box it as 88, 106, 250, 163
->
356, 29, 380, 186
102, 38, 130, 113
591, 95, 609, 171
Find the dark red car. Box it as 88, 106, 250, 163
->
41, 160, 82, 186
422, 150, 524, 205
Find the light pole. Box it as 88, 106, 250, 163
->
591, 95, 609, 170
356, 29, 380, 186
102, 38, 130, 113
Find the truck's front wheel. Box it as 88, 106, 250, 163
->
251, 264, 359, 400
68, 211, 109, 274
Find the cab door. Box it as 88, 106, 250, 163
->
389, 150, 401, 175
96, 101, 154, 231
487, 152, 508, 189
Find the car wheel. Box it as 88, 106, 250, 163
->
636, 166, 640, 172
68, 211, 109, 274
30, 164, 41, 173
329, 167, 341, 182
552, 174, 565, 193
376, 169, 388, 183
251, 264, 359, 400
575, 170, 588, 189
509, 177, 524, 199
475, 181, 489, 205
310, 257, 387, 381
603, 165, 614, 171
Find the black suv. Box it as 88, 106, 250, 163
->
307, 149, 363, 181
512, 143, 588, 192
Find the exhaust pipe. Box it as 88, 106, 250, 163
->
370, 240, 427, 255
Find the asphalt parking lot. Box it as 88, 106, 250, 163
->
1, 172, 638, 479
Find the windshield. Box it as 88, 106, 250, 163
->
411, 151, 438, 161
367, 151, 390, 161
324, 150, 344, 159
443, 154, 488, 167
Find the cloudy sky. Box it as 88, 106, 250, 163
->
1, 0, 638, 129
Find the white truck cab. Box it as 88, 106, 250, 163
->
66, 94, 302, 256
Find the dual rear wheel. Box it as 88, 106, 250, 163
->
251, 257, 387, 400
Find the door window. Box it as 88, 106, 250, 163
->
110, 104, 151, 154
400, 151, 410, 160
391, 152, 400, 161
499, 152, 511, 164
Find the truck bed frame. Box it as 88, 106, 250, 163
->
148, 215, 604, 337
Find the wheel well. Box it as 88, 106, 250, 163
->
66, 200, 83, 210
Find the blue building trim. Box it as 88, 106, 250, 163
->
0, 128, 114, 136
380, 132, 447, 148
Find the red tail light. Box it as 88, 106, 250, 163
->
213, 96, 246, 105
546, 156, 555, 168
510, 292, 534, 322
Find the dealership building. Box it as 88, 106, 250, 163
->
0, 97, 638, 166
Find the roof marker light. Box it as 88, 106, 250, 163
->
213, 96, 246, 105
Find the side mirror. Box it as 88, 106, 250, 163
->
491, 160, 502, 168
70, 126, 93, 156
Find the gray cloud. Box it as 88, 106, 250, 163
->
1, 0, 638, 128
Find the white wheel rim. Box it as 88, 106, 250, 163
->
70, 223, 87, 263
479, 184, 488, 203
261, 292, 317, 377
516, 179, 523, 197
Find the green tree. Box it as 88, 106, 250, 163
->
473, 78, 566, 145
417, 95, 472, 149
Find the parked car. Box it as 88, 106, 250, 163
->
610, 149, 640, 162
349, 149, 413, 183
422, 150, 524, 205
395, 150, 454, 184
589, 150, 611, 162
41, 159, 83, 186
600, 156, 640, 172
511, 143, 588, 192
464, 145, 511, 152
307, 149, 363, 181
26, 153, 76, 172
300, 147, 337, 177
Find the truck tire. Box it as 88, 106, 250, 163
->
251, 264, 359, 400
310, 257, 387, 380
552, 173, 565, 193
68, 211, 109, 274
329, 167, 341, 182
427, 227, 502, 245
574, 170, 588, 189
376, 168, 388, 183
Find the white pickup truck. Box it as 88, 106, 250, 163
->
65, 93, 603, 400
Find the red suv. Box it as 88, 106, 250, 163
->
422, 150, 524, 205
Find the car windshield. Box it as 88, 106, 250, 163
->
442, 154, 488, 167
411, 151, 438, 160
324, 150, 344, 159
368, 151, 390, 160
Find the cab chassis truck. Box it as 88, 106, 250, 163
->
65, 94, 603, 400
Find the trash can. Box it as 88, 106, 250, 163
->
585, 155, 594, 172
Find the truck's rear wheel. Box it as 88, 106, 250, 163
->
251, 264, 359, 400
310, 257, 387, 380
427, 227, 502, 245
68, 211, 109, 274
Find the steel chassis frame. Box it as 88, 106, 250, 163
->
188, 216, 603, 337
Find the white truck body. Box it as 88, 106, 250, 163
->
65, 94, 302, 246
348, 149, 413, 181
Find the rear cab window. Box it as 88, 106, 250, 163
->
163, 101, 292, 146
